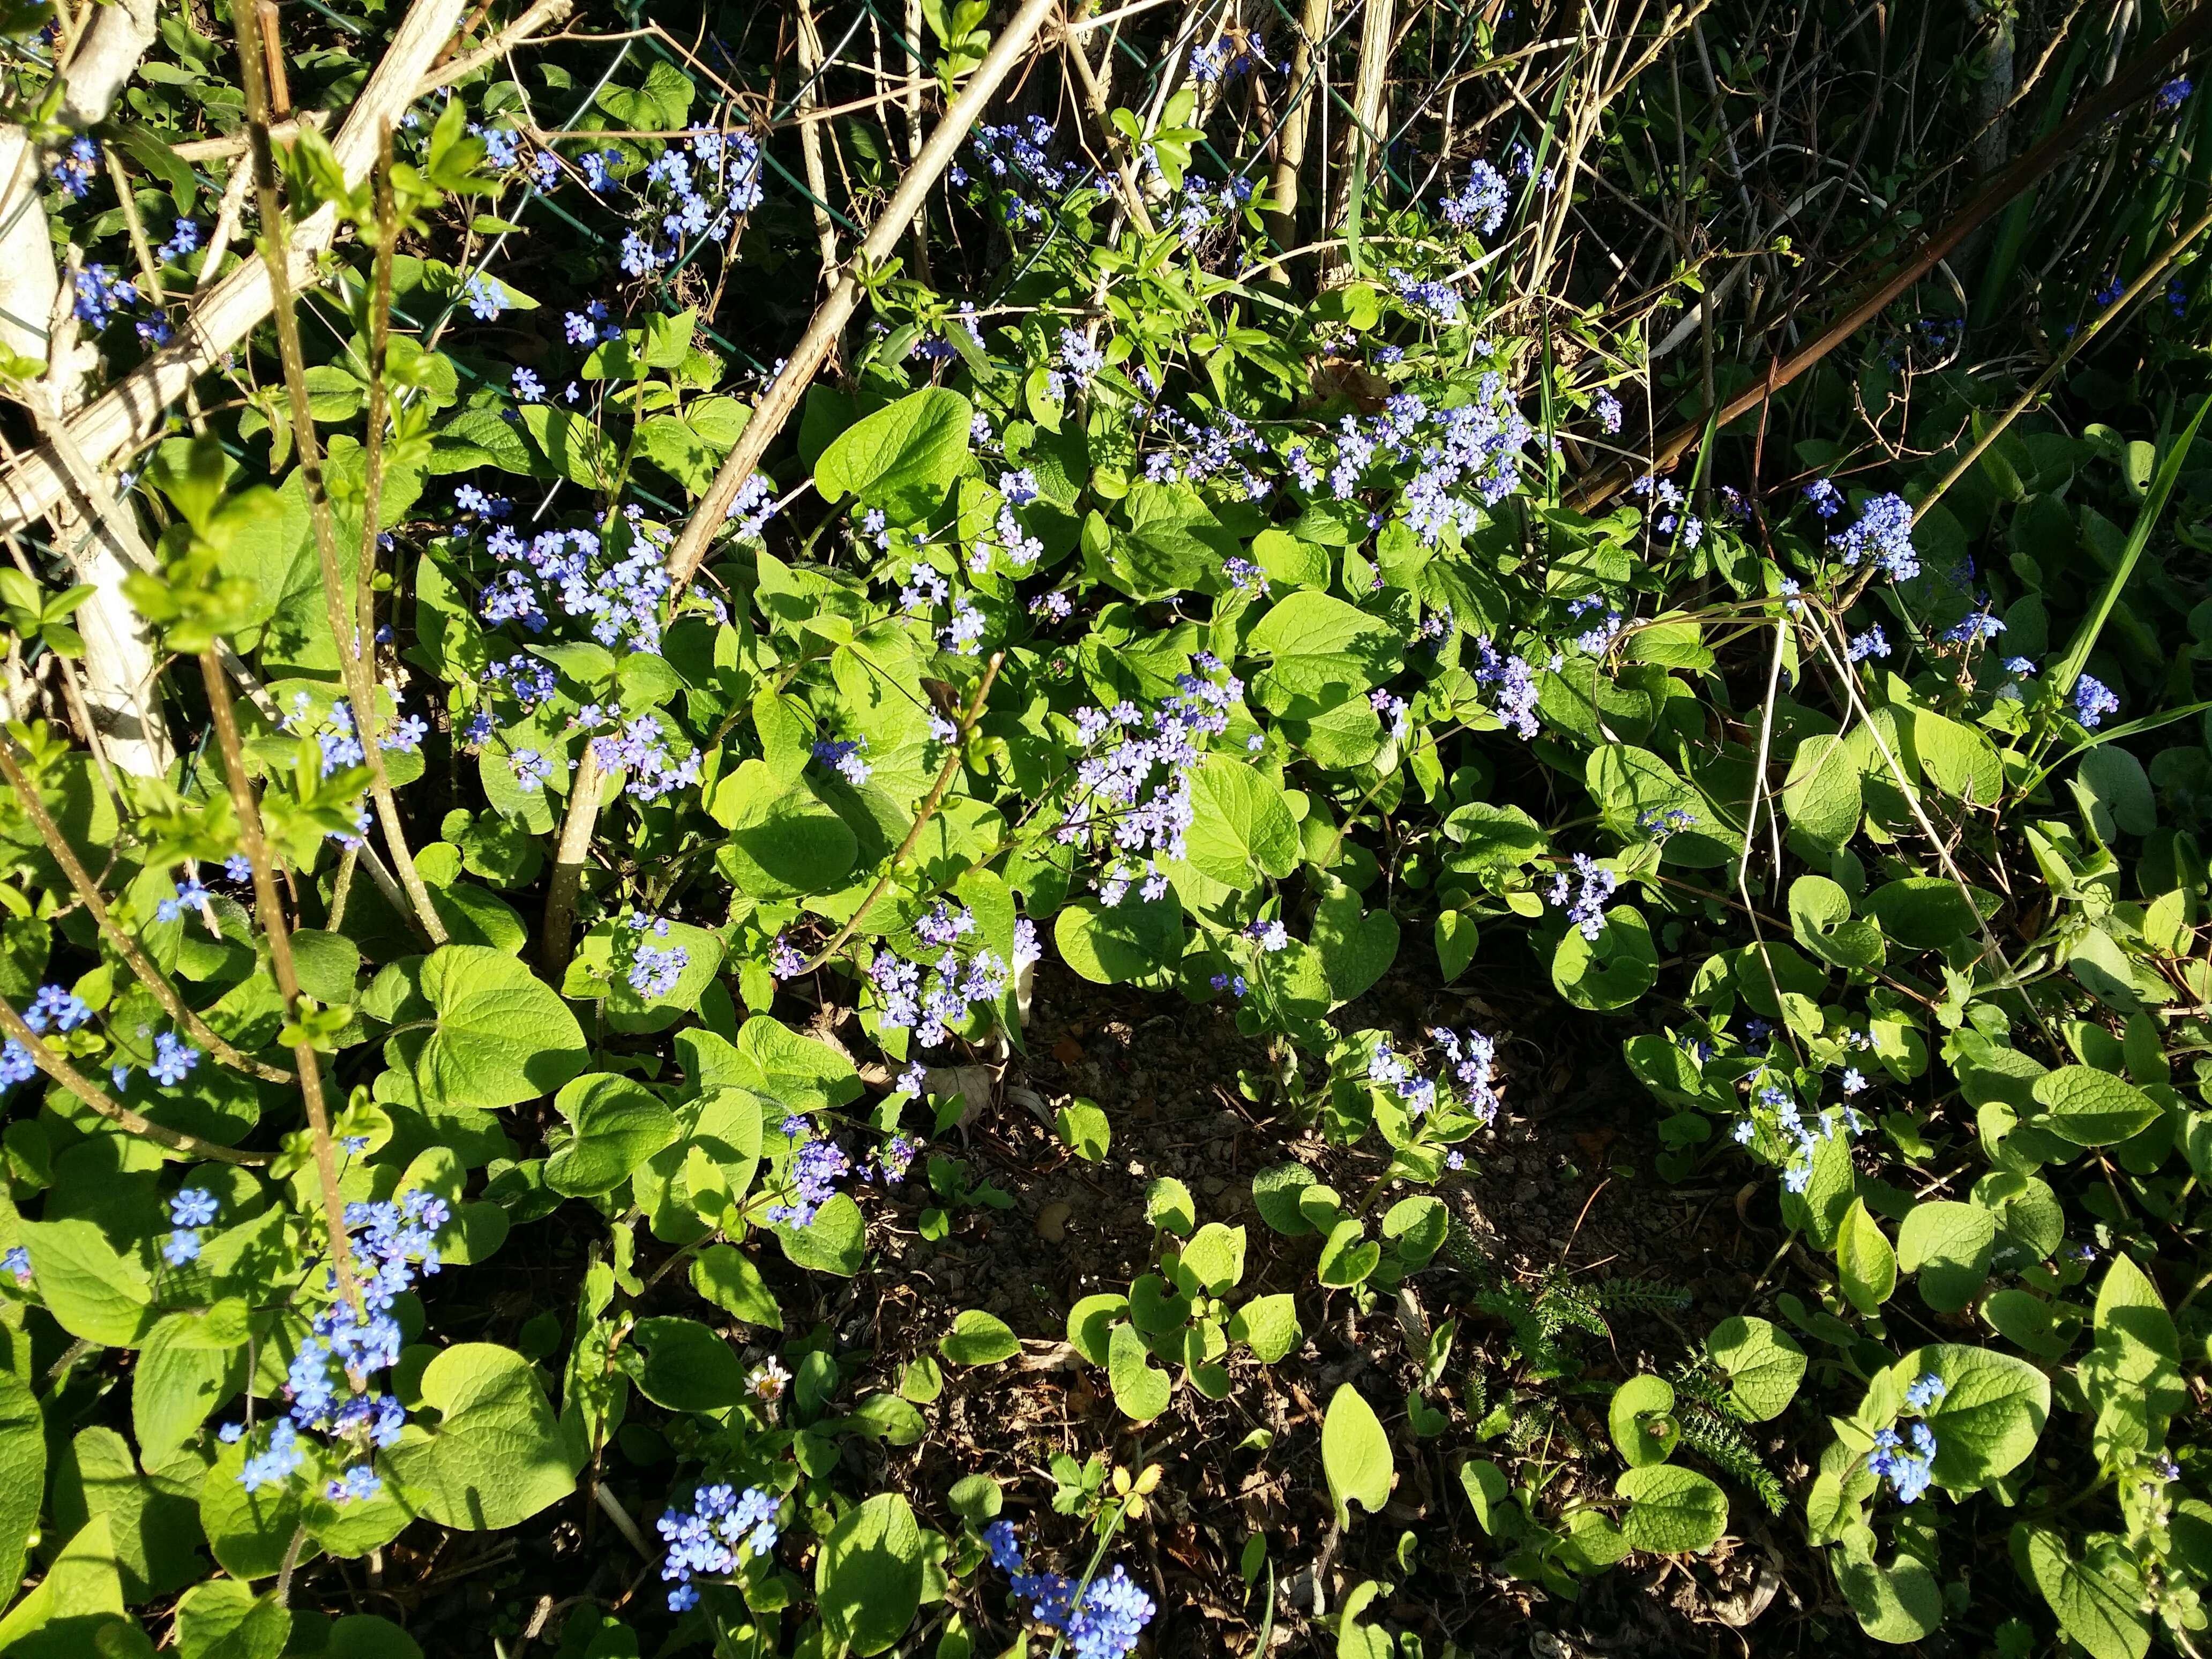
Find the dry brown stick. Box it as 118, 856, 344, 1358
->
197, 653, 359, 1303
1065, 0, 1157, 235
1266, 0, 1333, 256
356, 124, 400, 754
0, 996, 270, 1164
662, 0, 1062, 592
233, 0, 447, 952
540, 741, 609, 982
1571, 0, 2212, 509
797, 652, 1004, 975
794, 0, 842, 290
0, 739, 290, 1082
169, 0, 577, 161
0, 0, 470, 534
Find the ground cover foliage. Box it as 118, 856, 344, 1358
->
1, 0, 2211, 1652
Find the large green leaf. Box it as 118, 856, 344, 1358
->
1897, 1201, 1996, 1313
0, 1366, 43, 1602
1551, 903, 1657, 1010
1108, 1321, 1172, 1421
1703, 1316, 1806, 1421
2080, 1253, 2184, 1460
1182, 754, 1299, 885
631, 1317, 749, 1412
1902, 1344, 2050, 1488
543, 1074, 677, 1197
939, 1310, 1021, 1366
816, 387, 973, 521
1615, 1463, 1728, 1553
1836, 1198, 1898, 1314
1321, 1384, 1394, 1525
50, 1424, 206, 1600
2030, 1065, 2162, 1146
711, 761, 860, 899
2022, 1525, 2150, 1659
383, 1344, 579, 1530
1834, 1544, 1944, 1645
816, 1493, 925, 1655
1780, 734, 1862, 849
1053, 893, 1184, 983
1247, 591, 1402, 709
390, 946, 587, 1112
13, 1219, 154, 1348
175, 1581, 292, 1659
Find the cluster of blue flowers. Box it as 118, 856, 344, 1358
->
1631, 473, 1704, 550
485, 655, 559, 712
1866, 1372, 1947, 1503
870, 926, 1014, 1050
1140, 400, 1272, 496
1440, 161, 1510, 236
1055, 658, 1240, 906
1161, 170, 1255, 249
73, 263, 138, 329
1829, 491, 1919, 580
812, 736, 871, 786
156, 1187, 218, 1267
951, 117, 1103, 229
1942, 602, 2006, 647
2074, 674, 2121, 729
280, 690, 424, 776
231, 1188, 450, 1504
1188, 36, 1276, 81
768, 1116, 853, 1228
1568, 593, 1624, 656
1728, 1035, 1876, 1191
2159, 76, 2195, 115
623, 912, 690, 998
1469, 634, 1541, 739
155, 218, 199, 266
1847, 624, 1890, 663
656, 1482, 781, 1611
603, 131, 764, 277
1369, 1025, 1501, 1128
983, 1523, 1156, 1659
49, 136, 98, 201
24, 984, 89, 1036
589, 713, 704, 802
1546, 853, 1618, 941
475, 512, 673, 655
1390, 268, 1463, 322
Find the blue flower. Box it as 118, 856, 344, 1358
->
1903, 1372, 1947, 1411
150, 1033, 199, 1087
1847, 625, 1890, 663
1440, 161, 1509, 236
162, 1229, 202, 1266
170, 1188, 219, 1227
1866, 1422, 1937, 1504
2074, 674, 2120, 729
511, 366, 544, 402
1829, 492, 1919, 580
461, 275, 504, 321
24, 985, 90, 1034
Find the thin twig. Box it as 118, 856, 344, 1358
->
0, 737, 290, 1082
0, 995, 268, 1164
